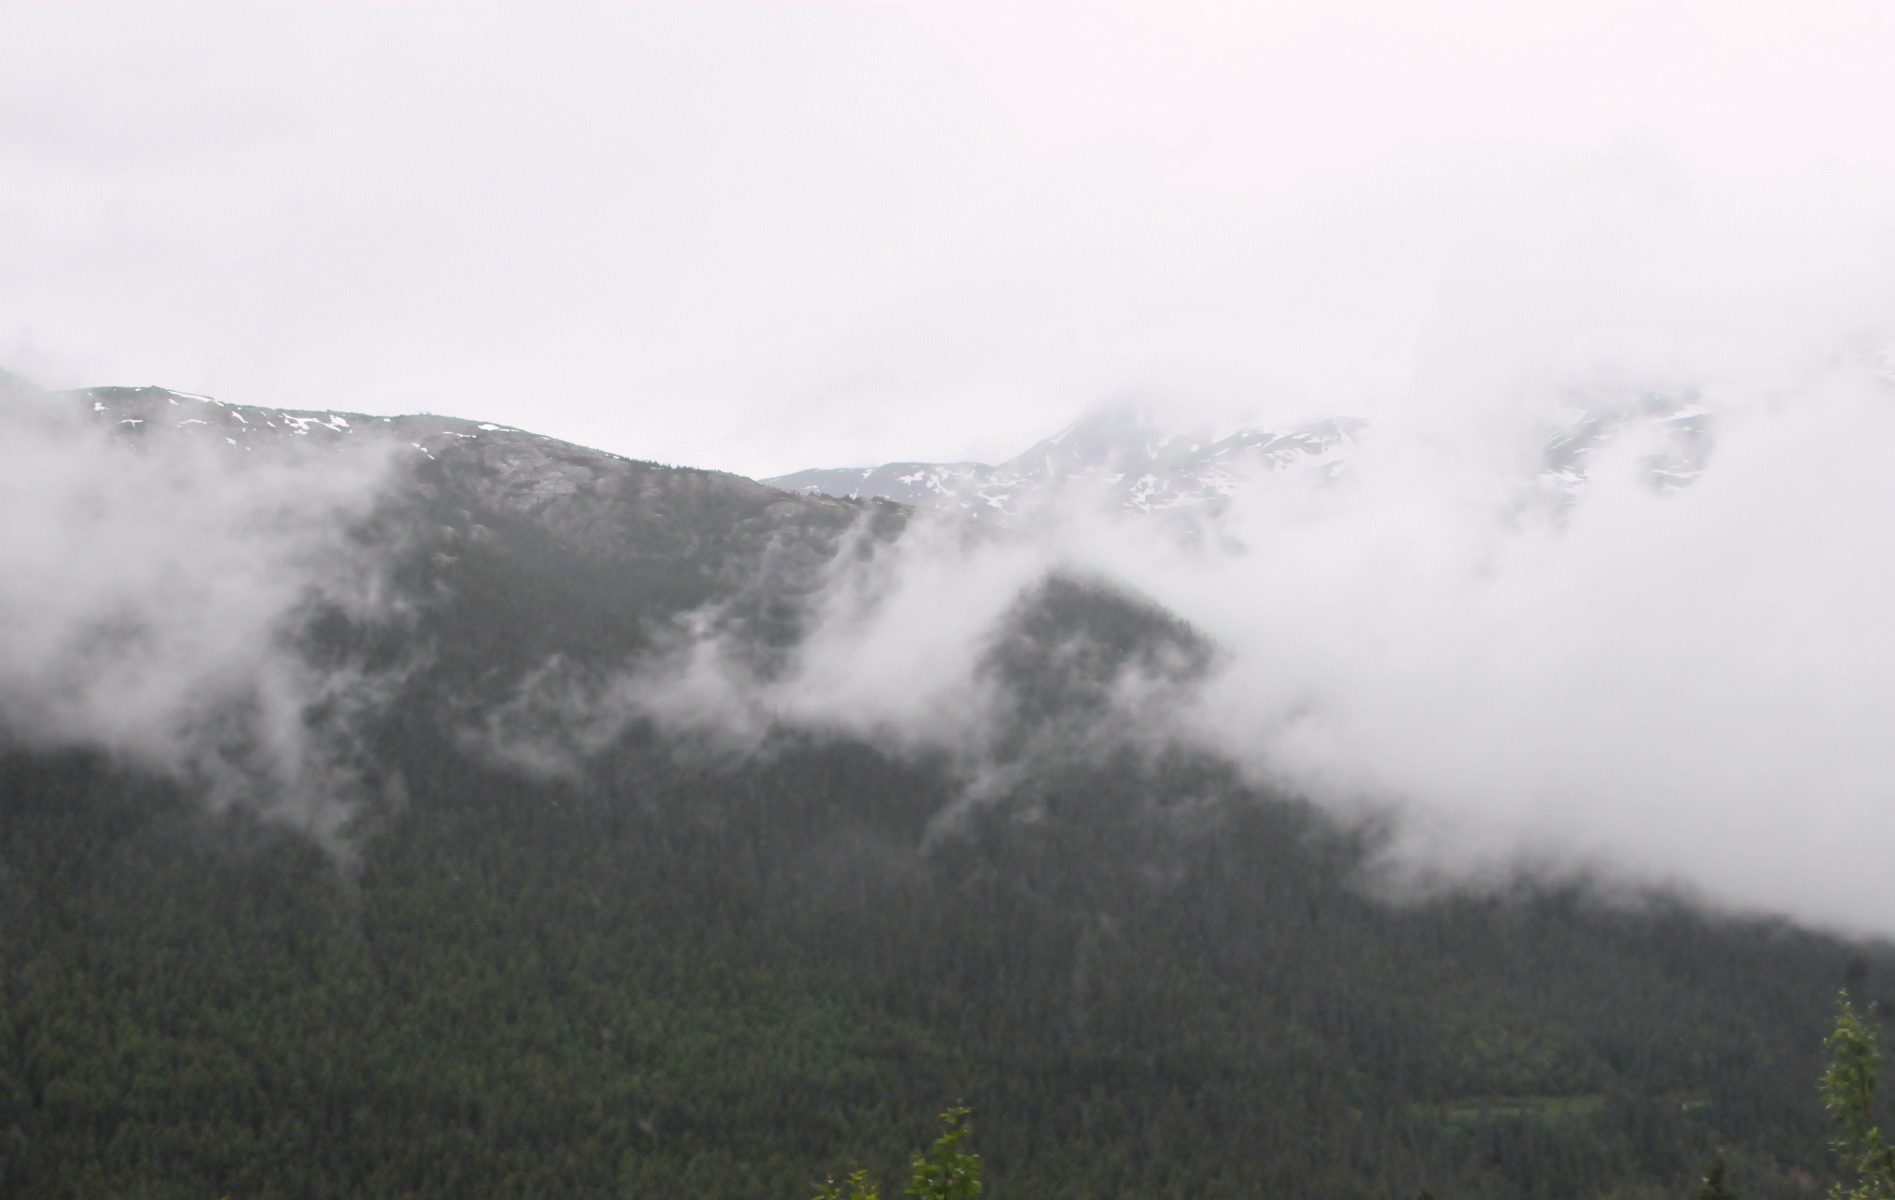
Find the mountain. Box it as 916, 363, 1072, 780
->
767, 401, 1366, 520
0, 379, 1885, 1200
71, 382, 895, 650
766, 393, 1713, 521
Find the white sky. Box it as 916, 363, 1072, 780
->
6, 3, 1895, 478
9, 3, 1895, 934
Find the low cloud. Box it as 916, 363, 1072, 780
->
551, 156, 1895, 938
595, 347, 1895, 938
1163, 359, 1895, 936
18, 140, 1891, 939
477, 505, 1210, 830
478, 513, 1049, 772
0, 379, 406, 844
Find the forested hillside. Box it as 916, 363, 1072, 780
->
0, 386, 1889, 1199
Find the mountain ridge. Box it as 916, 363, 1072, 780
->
766, 401, 1366, 520
766, 392, 1715, 522
0, 374, 1884, 1200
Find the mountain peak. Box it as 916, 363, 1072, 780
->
765, 404, 1362, 521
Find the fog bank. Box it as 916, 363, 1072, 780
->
0, 381, 404, 842
617, 161, 1895, 936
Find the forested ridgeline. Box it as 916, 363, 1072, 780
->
1, 389, 1891, 1198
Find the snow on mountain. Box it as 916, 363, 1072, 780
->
75, 383, 530, 461
69, 381, 1712, 532
767, 393, 1713, 522
767, 401, 1367, 521
1538, 391, 1713, 498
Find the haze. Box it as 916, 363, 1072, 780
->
5, 3, 1895, 936
8, 3, 1895, 476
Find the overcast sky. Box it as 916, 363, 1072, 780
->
8, 3, 1895, 934
7, 2, 1895, 479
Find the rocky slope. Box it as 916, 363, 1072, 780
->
767, 393, 1713, 522
768, 401, 1364, 520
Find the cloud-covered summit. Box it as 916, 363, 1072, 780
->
762, 350, 1895, 938
768, 389, 1718, 531
0, 376, 408, 844
11, 351, 1895, 940
766, 400, 1364, 521
0, 375, 897, 843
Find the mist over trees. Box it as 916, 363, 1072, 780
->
1, 385, 1891, 1198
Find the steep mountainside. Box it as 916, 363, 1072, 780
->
0, 380, 1885, 1200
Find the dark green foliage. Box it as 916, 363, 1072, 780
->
4, 727, 1886, 1199
1823, 995, 1894, 1200
812, 1108, 980, 1200
814, 1166, 883, 1200
4, 408, 1893, 1197
905, 1108, 980, 1200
